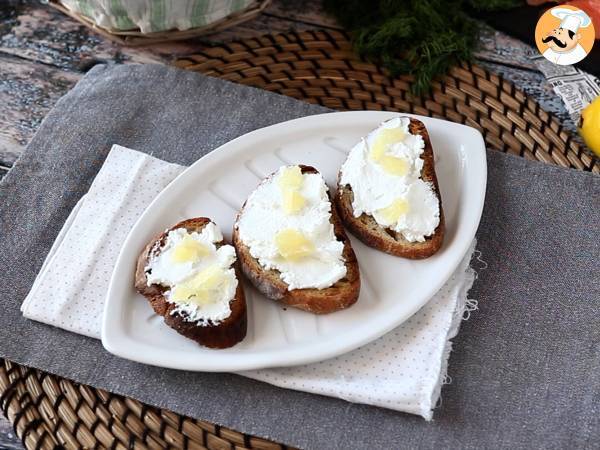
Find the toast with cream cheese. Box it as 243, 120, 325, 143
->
233, 165, 360, 314
336, 117, 444, 259
135, 218, 247, 348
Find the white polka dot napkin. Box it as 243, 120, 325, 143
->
21, 145, 185, 337
21, 144, 477, 420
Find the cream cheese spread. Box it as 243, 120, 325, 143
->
145, 222, 237, 325
236, 166, 347, 290
339, 117, 440, 242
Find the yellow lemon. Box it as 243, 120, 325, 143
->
579, 95, 600, 157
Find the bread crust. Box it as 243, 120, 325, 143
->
335, 118, 445, 259
233, 165, 360, 314
134, 218, 247, 349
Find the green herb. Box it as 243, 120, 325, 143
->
324, 0, 521, 95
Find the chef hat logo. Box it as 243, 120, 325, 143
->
552, 7, 592, 33
535, 5, 595, 66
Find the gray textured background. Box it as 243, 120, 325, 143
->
0, 64, 598, 449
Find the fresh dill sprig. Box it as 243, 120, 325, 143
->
324, 0, 521, 95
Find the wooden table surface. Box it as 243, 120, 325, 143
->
0, 1, 577, 447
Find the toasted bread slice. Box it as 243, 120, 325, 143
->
335, 118, 444, 259
135, 218, 247, 348
233, 165, 360, 314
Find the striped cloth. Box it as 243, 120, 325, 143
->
61, 0, 254, 33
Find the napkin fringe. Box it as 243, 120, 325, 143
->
421, 244, 478, 420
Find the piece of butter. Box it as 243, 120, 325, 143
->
278, 166, 304, 190
275, 228, 314, 260
369, 128, 409, 176
378, 198, 410, 223
282, 189, 306, 214
370, 127, 406, 161
171, 235, 209, 263
379, 155, 408, 176
279, 166, 306, 215
193, 264, 225, 290
171, 284, 209, 305
171, 265, 227, 305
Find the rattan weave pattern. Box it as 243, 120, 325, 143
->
175, 29, 598, 173
2, 29, 598, 450
0, 360, 291, 449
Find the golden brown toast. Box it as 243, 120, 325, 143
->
233, 165, 360, 314
135, 217, 247, 348
335, 118, 444, 259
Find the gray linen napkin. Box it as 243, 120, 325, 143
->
0, 64, 598, 449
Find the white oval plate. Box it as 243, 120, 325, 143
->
102, 111, 486, 372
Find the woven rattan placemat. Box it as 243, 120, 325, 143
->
175, 30, 598, 173
1, 29, 597, 450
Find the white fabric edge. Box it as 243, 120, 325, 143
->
21, 196, 86, 314
419, 239, 477, 420
21, 144, 185, 338
239, 241, 479, 420
21, 143, 164, 316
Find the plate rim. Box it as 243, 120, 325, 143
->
102, 111, 487, 371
